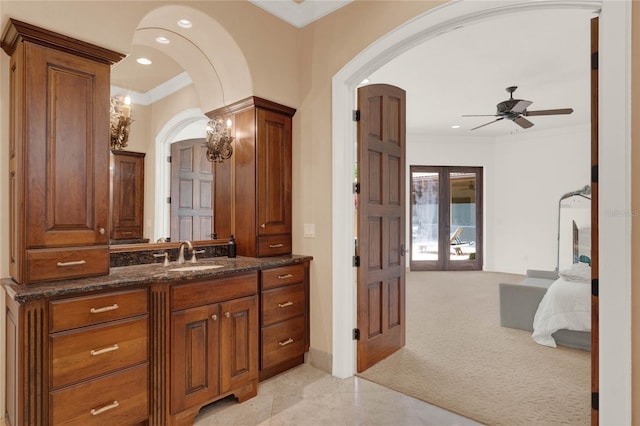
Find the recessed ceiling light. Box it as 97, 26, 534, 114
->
451, 125, 461, 129
136, 57, 152, 65
155, 36, 170, 44
177, 19, 192, 28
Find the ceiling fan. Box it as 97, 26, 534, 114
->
463, 86, 574, 131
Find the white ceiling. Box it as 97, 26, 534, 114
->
111, 2, 597, 138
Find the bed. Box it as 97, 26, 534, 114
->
498, 264, 591, 351
531, 262, 591, 348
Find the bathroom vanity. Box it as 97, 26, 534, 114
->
3, 255, 311, 425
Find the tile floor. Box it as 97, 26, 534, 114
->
194, 363, 481, 426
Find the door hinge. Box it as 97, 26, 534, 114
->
592, 392, 599, 410
353, 328, 360, 340
353, 182, 360, 194
166, 197, 171, 204
167, 155, 172, 163
591, 51, 598, 70
592, 278, 599, 297
592, 165, 598, 184
353, 110, 360, 121
353, 256, 360, 267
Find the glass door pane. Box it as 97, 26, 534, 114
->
449, 172, 477, 262
411, 170, 439, 263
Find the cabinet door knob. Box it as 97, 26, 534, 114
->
225, 312, 230, 318
211, 314, 217, 321
260, 223, 266, 229
98, 227, 106, 235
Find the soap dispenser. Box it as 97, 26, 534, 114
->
227, 234, 237, 258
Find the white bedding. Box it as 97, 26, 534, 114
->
531, 276, 591, 347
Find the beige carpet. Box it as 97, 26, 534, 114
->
358, 271, 590, 426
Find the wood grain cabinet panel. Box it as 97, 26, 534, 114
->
212, 97, 295, 257
50, 288, 148, 332
50, 364, 149, 426
1, 19, 123, 284
169, 273, 259, 424
51, 316, 148, 388
259, 263, 310, 380
261, 283, 305, 326
110, 150, 145, 241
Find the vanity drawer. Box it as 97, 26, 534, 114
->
261, 316, 305, 369
111, 227, 143, 240
172, 272, 258, 311
261, 264, 304, 290
51, 317, 148, 389
26, 246, 109, 283
262, 283, 305, 327
50, 289, 149, 332
50, 363, 149, 426
257, 235, 291, 257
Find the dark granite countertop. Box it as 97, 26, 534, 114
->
2, 255, 312, 303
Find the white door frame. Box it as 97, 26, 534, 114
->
331, 1, 631, 423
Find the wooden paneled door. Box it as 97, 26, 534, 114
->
170, 139, 215, 241
356, 84, 406, 372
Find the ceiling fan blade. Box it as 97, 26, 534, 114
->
513, 116, 534, 129
524, 108, 574, 116
462, 114, 499, 117
470, 117, 504, 130
511, 100, 532, 114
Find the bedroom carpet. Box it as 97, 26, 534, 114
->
357, 270, 591, 426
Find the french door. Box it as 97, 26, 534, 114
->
410, 166, 483, 271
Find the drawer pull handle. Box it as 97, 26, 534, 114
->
269, 244, 284, 248
278, 301, 294, 308
90, 344, 120, 356
211, 314, 218, 321
56, 260, 86, 267
90, 304, 119, 314
277, 274, 293, 280
279, 338, 294, 347
91, 400, 119, 416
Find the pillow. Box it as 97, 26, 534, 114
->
559, 262, 591, 283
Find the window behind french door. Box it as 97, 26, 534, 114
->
410, 166, 483, 271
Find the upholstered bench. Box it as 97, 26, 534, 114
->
499, 269, 591, 351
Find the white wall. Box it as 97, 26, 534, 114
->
408, 124, 591, 275
492, 124, 591, 274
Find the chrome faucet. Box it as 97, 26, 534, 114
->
177, 240, 193, 264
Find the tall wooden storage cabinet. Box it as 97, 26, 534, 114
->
213, 97, 296, 257
1, 19, 124, 283
110, 150, 145, 242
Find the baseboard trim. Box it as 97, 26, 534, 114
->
306, 347, 332, 374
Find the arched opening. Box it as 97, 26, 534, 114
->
332, 0, 630, 422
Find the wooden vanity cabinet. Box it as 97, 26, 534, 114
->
212, 97, 296, 257
1, 19, 124, 284
259, 262, 310, 380
111, 150, 146, 242
168, 272, 259, 425
5, 288, 150, 426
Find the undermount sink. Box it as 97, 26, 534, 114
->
168, 264, 224, 272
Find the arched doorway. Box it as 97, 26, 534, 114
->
332, 1, 630, 422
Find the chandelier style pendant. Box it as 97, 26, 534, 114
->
205, 117, 234, 162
